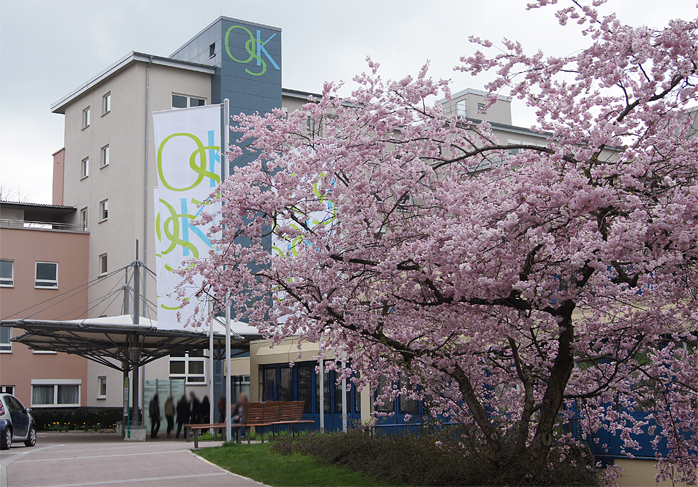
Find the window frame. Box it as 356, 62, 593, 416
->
0, 259, 14, 287
99, 253, 108, 276
82, 106, 91, 129
81, 157, 89, 179
31, 380, 81, 408
171, 94, 206, 109
0, 326, 11, 353
101, 145, 109, 168
169, 350, 207, 385
35, 262, 58, 289
97, 376, 107, 399
99, 200, 108, 222
102, 92, 111, 115
80, 207, 88, 231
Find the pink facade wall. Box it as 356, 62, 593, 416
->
52, 148, 65, 206
0, 227, 89, 406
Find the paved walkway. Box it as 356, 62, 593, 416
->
0, 432, 266, 487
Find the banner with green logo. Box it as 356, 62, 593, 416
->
153, 105, 221, 330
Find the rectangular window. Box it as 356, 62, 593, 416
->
172, 94, 206, 108
0, 327, 11, 353
101, 145, 109, 167
102, 92, 111, 114
35, 262, 58, 289
80, 207, 88, 231
477, 103, 487, 114
82, 107, 90, 128
209, 43, 215, 58
81, 157, 89, 179
99, 200, 108, 221
169, 351, 206, 384
31, 380, 81, 407
98, 377, 107, 398
456, 99, 467, 118
0, 386, 14, 395
99, 254, 107, 276
0, 260, 14, 287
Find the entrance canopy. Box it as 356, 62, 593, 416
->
1, 315, 261, 372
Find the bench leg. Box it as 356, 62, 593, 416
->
194, 429, 199, 449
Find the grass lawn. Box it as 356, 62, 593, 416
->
195, 442, 402, 486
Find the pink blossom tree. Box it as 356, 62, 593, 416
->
182, 1, 698, 481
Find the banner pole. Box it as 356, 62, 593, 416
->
223, 98, 232, 443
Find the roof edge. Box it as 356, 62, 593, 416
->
51, 52, 216, 114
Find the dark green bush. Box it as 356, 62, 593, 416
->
270, 427, 600, 486
31, 407, 134, 431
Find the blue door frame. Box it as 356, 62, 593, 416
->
260, 362, 361, 431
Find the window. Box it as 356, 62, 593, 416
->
102, 92, 111, 114
456, 99, 467, 118
172, 94, 205, 108
0, 386, 14, 395
0, 327, 11, 353
101, 145, 109, 167
80, 207, 88, 231
35, 262, 58, 289
82, 107, 90, 128
209, 42, 215, 58
31, 380, 81, 407
98, 377, 107, 399
477, 103, 487, 114
169, 350, 206, 384
0, 260, 13, 287
99, 200, 108, 221
99, 254, 108, 276
81, 157, 89, 179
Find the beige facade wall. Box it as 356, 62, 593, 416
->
615, 458, 694, 487
0, 226, 89, 407
61, 61, 212, 320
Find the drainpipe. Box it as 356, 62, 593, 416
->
143, 56, 152, 308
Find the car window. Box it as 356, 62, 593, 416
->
8, 396, 23, 412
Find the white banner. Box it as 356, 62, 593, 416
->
153, 105, 221, 330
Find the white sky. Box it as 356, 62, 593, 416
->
0, 0, 695, 204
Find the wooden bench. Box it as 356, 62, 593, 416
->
184, 422, 226, 449
186, 401, 314, 447
270, 401, 314, 436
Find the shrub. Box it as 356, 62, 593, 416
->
31, 407, 133, 431
271, 427, 600, 486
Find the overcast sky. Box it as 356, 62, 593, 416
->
0, 0, 695, 204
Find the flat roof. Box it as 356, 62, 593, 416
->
51, 52, 216, 114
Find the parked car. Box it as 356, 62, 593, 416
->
0, 393, 36, 450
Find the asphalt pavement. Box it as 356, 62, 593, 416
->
0, 431, 266, 487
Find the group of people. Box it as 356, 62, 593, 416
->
148, 392, 212, 439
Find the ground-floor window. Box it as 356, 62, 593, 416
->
31, 380, 81, 407
170, 350, 206, 384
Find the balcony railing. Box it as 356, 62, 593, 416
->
0, 219, 87, 232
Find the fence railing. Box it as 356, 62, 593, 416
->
0, 219, 86, 232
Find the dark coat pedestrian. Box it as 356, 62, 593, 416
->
189, 392, 201, 424
176, 394, 189, 439
164, 396, 175, 438
201, 396, 211, 424
149, 394, 161, 439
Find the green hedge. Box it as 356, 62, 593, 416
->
30, 407, 138, 431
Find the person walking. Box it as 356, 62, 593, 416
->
164, 395, 175, 438
189, 392, 201, 424
201, 396, 211, 424
149, 394, 161, 439
176, 394, 189, 439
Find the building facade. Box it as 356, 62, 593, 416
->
0, 202, 89, 408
